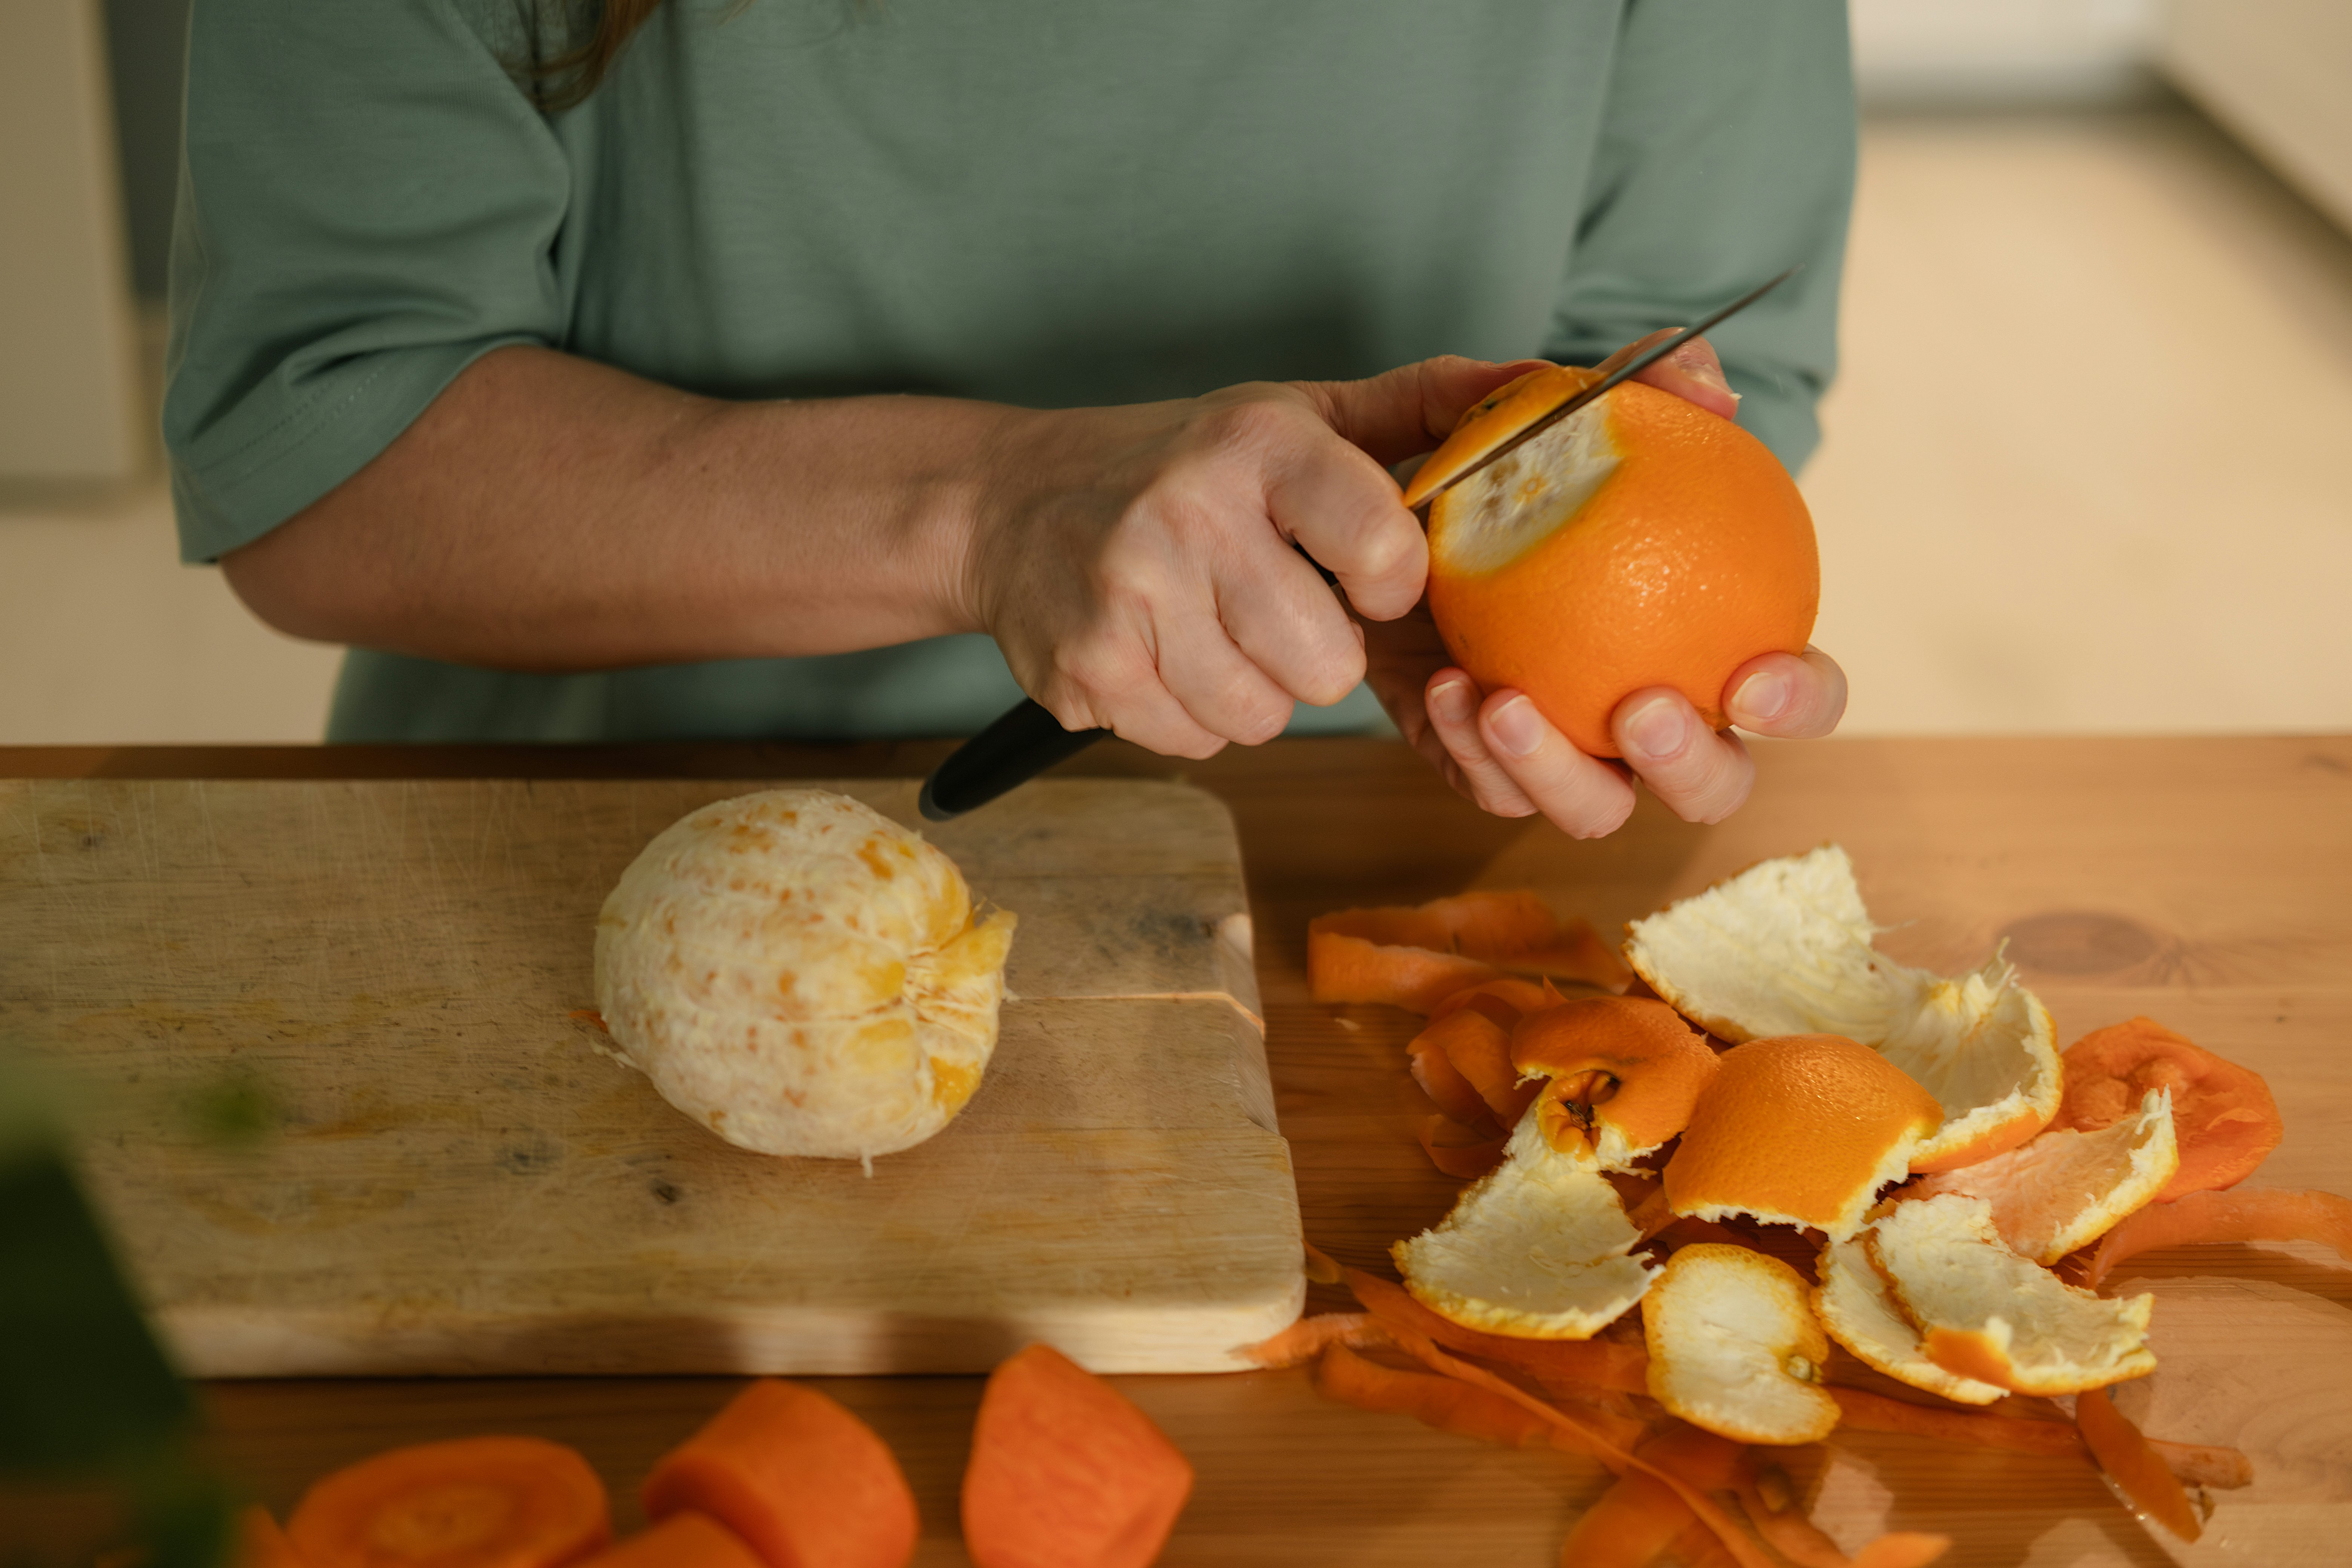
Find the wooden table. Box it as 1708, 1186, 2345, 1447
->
6, 736, 2349, 1567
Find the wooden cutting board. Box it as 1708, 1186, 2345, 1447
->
0, 777, 1302, 1377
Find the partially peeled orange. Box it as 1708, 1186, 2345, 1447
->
1405, 365, 1819, 758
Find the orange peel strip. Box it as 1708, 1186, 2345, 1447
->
1235, 1312, 1385, 1369
1421, 1008, 1541, 1125
1344, 1266, 1650, 1394
1302, 1241, 1344, 1286
1309, 892, 1627, 1012
1733, 1467, 1950, 1568
1342, 1271, 1770, 1568
1312, 1339, 1558, 1449
2076, 1186, 2352, 1289
2075, 1387, 2201, 1542
1416, 1115, 1509, 1181
2055, 1018, 2281, 1202
1308, 929, 1497, 1012
1554, 1423, 1749, 1568
1408, 1031, 1501, 1131
1429, 977, 1560, 1029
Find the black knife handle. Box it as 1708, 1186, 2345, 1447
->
919, 699, 1108, 821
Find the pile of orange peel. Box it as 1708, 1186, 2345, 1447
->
1253, 845, 2352, 1566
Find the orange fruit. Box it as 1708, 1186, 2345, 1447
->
1661, 1033, 1944, 1242
1409, 369, 1818, 758
2053, 1017, 2282, 1202
1510, 997, 1719, 1170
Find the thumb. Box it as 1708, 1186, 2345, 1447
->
1291, 356, 1554, 469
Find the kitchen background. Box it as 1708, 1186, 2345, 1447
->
3, 0, 2348, 746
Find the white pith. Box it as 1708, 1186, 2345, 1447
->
1910, 1088, 2178, 1264
1429, 396, 1623, 574
1814, 1237, 2007, 1404
1644, 1244, 1840, 1444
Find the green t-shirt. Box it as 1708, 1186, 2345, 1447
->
165, 0, 1854, 744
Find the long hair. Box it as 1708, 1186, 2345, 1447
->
527, 0, 670, 111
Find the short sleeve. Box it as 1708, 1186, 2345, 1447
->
164, 0, 572, 562
1545, 0, 1856, 472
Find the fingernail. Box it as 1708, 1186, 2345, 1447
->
1429, 680, 1474, 727
1731, 670, 1790, 725
1622, 695, 1689, 760
1489, 695, 1544, 758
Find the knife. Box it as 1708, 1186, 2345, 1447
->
916, 268, 1798, 822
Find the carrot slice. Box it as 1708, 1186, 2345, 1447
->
1235, 1312, 1388, 1369
1407, 1032, 1501, 1132
572, 1515, 763, 1568
1419, 1008, 1542, 1125
233, 1506, 307, 1568
962, 1343, 1193, 1568
2078, 1186, 2352, 1289
1416, 1115, 1510, 1180
2075, 1388, 2200, 1542
642, 1380, 915, 1568
1343, 1267, 1651, 1394
1308, 929, 1499, 1011
1312, 1340, 1558, 1449
287, 1436, 610, 1568
2055, 1019, 2282, 1201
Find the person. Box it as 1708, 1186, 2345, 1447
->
165, 0, 1854, 839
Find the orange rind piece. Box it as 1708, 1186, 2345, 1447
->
1909, 1088, 2177, 1264
2076, 1386, 2202, 1543
2054, 1017, 2282, 1202
1393, 1113, 1655, 1339
1510, 997, 1720, 1172
1813, 1236, 2006, 1406
1642, 1243, 1839, 1446
1413, 1006, 1541, 1127
1866, 1193, 2156, 1396
2076, 1185, 2352, 1289
1625, 847, 2063, 1172
1400, 364, 1600, 510
1309, 891, 1628, 1011
1662, 1034, 1944, 1242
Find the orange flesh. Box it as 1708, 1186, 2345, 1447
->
2075, 1388, 2201, 1542
2056, 1018, 2281, 1201
2078, 1185, 2352, 1289
287, 1436, 611, 1568
570, 1516, 762, 1568
642, 1380, 916, 1568
962, 1344, 1194, 1568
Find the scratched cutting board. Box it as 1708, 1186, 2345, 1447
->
0, 778, 1302, 1377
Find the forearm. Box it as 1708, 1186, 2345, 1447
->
222, 346, 1018, 671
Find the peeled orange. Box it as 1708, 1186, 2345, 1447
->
1408, 366, 1818, 758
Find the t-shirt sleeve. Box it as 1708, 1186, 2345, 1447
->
164, 0, 571, 563
1544, 0, 1856, 473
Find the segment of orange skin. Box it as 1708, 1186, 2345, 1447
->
1555, 1423, 1750, 1568
1513, 997, 1720, 1160
1234, 1312, 1386, 1370
2055, 1018, 2283, 1202
2075, 1387, 2201, 1542
1416, 1114, 1509, 1180
1418, 1008, 1542, 1125
1302, 1241, 1344, 1286
1663, 1034, 1943, 1239
1344, 1266, 1651, 1394
1428, 977, 1559, 1029
1732, 1465, 1952, 1568
1306, 930, 1498, 1012
1311, 1339, 1559, 1449
1407, 1032, 1501, 1132
1400, 364, 1600, 510
1428, 382, 1817, 758
2075, 1186, 2352, 1289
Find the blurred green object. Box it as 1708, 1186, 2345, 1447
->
2, 1055, 234, 1567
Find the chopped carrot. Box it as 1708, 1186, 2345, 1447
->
1417, 1115, 1510, 1179
2075, 1387, 2200, 1542
1343, 1267, 1650, 1395
2078, 1186, 2352, 1289
2055, 1019, 2282, 1201
1407, 1032, 1501, 1132
1418, 1008, 1542, 1125
571, 1515, 763, 1568
232, 1505, 307, 1568
287, 1435, 611, 1568
1428, 977, 1559, 1029
1313, 1340, 1557, 1449
1308, 929, 1499, 1011
1235, 1312, 1388, 1369
962, 1344, 1193, 1568
642, 1380, 915, 1568
1302, 1240, 1343, 1285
